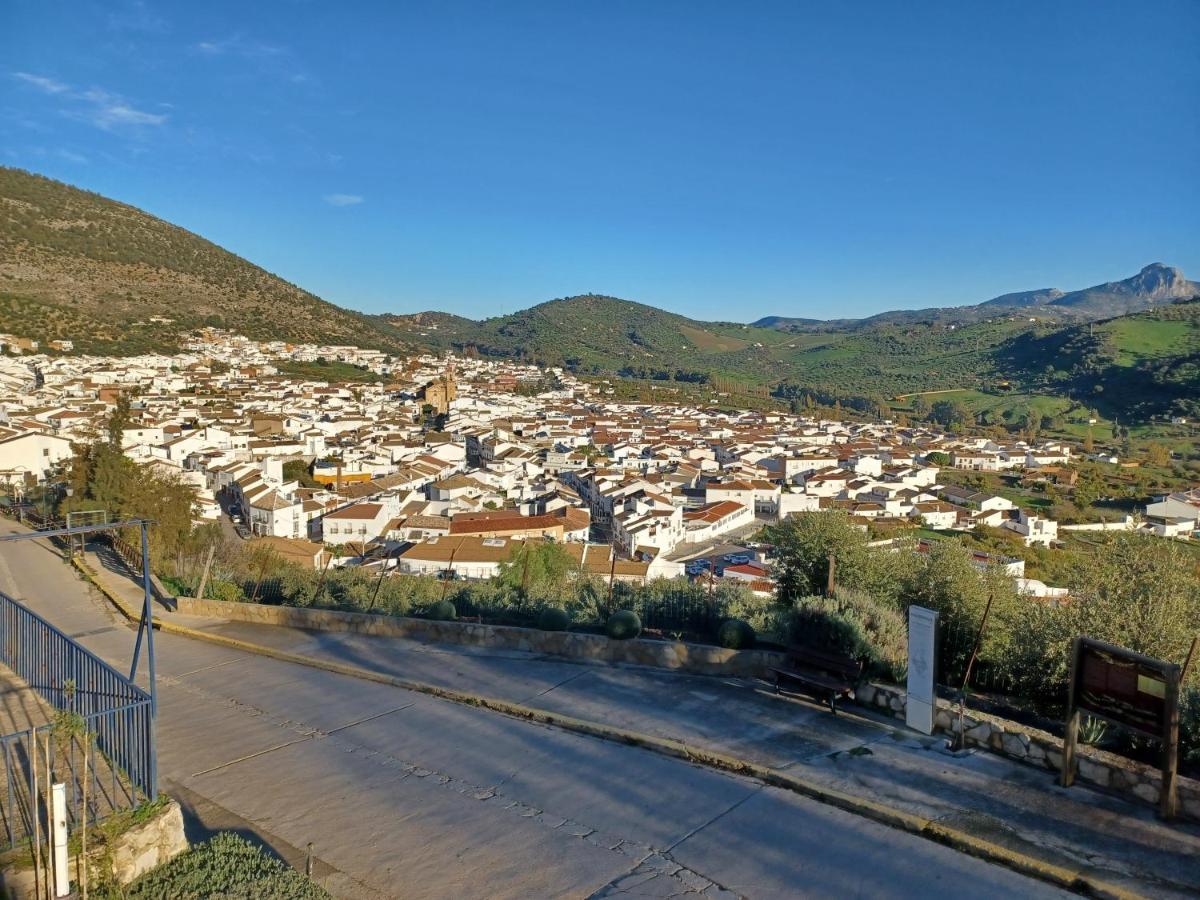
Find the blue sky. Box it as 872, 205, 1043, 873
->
3, 1, 1198, 322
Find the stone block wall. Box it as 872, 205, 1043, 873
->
174, 597, 787, 678
854, 682, 1200, 822
0, 798, 187, 898
106, 798, 188, 884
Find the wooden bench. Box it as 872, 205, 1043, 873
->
770, 645, 864, 714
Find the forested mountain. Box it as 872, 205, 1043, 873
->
0, 167, 408, 354
382, 294, 793, 378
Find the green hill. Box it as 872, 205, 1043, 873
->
388, 294, 1200, 425
384, 295, 1037, 402
998, 301, 1200, 421
384, 294, 823, 379
0, 167, 408, 354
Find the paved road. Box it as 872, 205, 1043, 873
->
0, 523, 1068, 899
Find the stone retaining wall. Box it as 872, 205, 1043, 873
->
855, 682, 1200, 822
173, 597, 787, 678
1, 798, 187, 898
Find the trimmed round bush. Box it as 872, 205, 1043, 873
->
429, 599, 457, 621
537, 606, 571, 631
606, 609, 642, 640
718, 618, 756, 650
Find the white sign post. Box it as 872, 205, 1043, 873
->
52, 782, 69, 898
906, 606, 939, 735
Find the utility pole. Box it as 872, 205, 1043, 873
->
441, 545, 459, 602
521, 540, 532, 595
367, 547, 396, 613
195, 543, 216, 601
1181, 634, 1198, 687
607, 542, 618, 612
954, 586, 995, 750
249, 549, 273, 604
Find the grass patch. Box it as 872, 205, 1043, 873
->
1105, 318, 1195, 365
679, 323, 748, 352
275, 359, 382, 383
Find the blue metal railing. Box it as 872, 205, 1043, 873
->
0, 590, 155, 849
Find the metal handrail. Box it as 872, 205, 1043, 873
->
0, 591, 155, 851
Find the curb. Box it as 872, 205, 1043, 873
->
73, 558, 1143, 899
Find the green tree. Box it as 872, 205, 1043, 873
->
1146, 443, 1171, 467
1005, 533, 1200, 698
282, 459, 321, 489
764, 511, 904, 604
496, 541, 582, 602
898, 540, 1024, 685
106, 391, 133, 448
60, 403, 200, 567
930, 399, 973, 431
1071, 465, 1105, 511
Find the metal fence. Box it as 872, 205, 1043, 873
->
0, 590, 154, 851
633, 590, 727, 638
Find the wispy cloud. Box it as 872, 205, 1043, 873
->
324, 194, 364, 207
194, 34, 286, 59
192, 33, 311, 86
13, 72, 69, 94
11, 73, 168, 132
106, 0, 169, 34
56, 149, 89, 164
75, 88, 167, 130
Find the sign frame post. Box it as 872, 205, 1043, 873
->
906, 606, 939, 735
1061, 636, 1181, 818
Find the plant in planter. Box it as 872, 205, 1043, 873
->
718, 618, 756, 650
429, 599, 457, 621
606, 609, 641, 640
538, 606, 571, 631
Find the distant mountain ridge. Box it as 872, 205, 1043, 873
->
753, 263, 1199, 331
2, 167, 1196, 423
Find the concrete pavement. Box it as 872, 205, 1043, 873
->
0, 521, 1139, 897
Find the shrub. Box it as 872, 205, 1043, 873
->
207, 579, 244, 603
126, 831, 330, 899
606, 609, 641, 640
537, 606, 571, 631
1182, 689, 1200, 766
789, 589, 907, 680
429, 599, 457, 621
718, 618, 756, 650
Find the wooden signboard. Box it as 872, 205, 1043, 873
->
1061, 637, 1182, 818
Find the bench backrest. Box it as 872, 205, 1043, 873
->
787, 645, 864, 681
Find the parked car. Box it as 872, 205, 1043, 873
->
234, 524, 250, 539
725, 553, 751, 565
